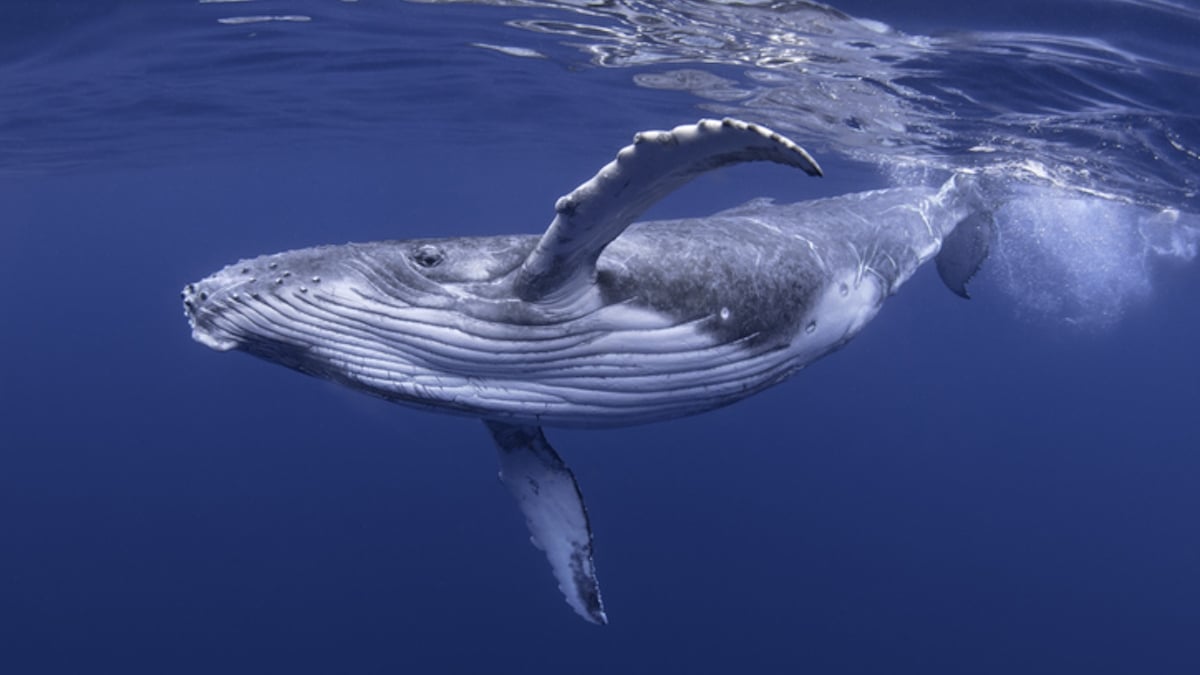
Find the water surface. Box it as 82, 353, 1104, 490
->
1, 1, 1198, 673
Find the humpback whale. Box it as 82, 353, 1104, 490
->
182, 119, 991, 624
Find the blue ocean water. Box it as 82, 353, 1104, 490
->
2, 0, 1199, 672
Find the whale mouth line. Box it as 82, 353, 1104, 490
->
185, 301, 238, 351
183, 280, 246, 352
191, 325, 238, 351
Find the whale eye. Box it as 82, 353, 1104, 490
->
412, 244, 445, 268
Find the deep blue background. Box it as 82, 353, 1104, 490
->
2, 1, 1199, 673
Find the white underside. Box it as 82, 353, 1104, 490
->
200, 268, 883, 427
786, 270, 883, 367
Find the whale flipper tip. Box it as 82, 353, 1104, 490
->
486, 421, 607, 625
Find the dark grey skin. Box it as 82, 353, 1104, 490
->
183, 120, 990, 624
185, 185, 982, 426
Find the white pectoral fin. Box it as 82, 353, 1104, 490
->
485, 421, 607, 625
514, 118, 823, 303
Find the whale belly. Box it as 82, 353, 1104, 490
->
457, 227, 886, 428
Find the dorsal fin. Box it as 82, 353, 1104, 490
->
514, 118, 823, 304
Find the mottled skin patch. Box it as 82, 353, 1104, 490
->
599, 219, 823, 347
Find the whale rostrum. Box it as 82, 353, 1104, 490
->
183, 118, 991, 623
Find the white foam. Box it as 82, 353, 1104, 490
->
217, 15, 311, 25
988, 185, 1199, 328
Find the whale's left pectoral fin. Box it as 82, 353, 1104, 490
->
936, 210, 995, 299
485, 421, 607, 625
515, 118, 823, 304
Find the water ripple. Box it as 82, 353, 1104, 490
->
409, 0, 1199, 215
2, 0, 1197, 219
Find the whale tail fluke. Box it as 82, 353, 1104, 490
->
936, 209, 995, 299
929, 172, 996, 299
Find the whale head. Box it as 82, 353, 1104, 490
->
182, 236, 559, 411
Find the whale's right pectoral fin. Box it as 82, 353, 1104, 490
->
936, 210, 995, 299
485, 420, 607, 625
